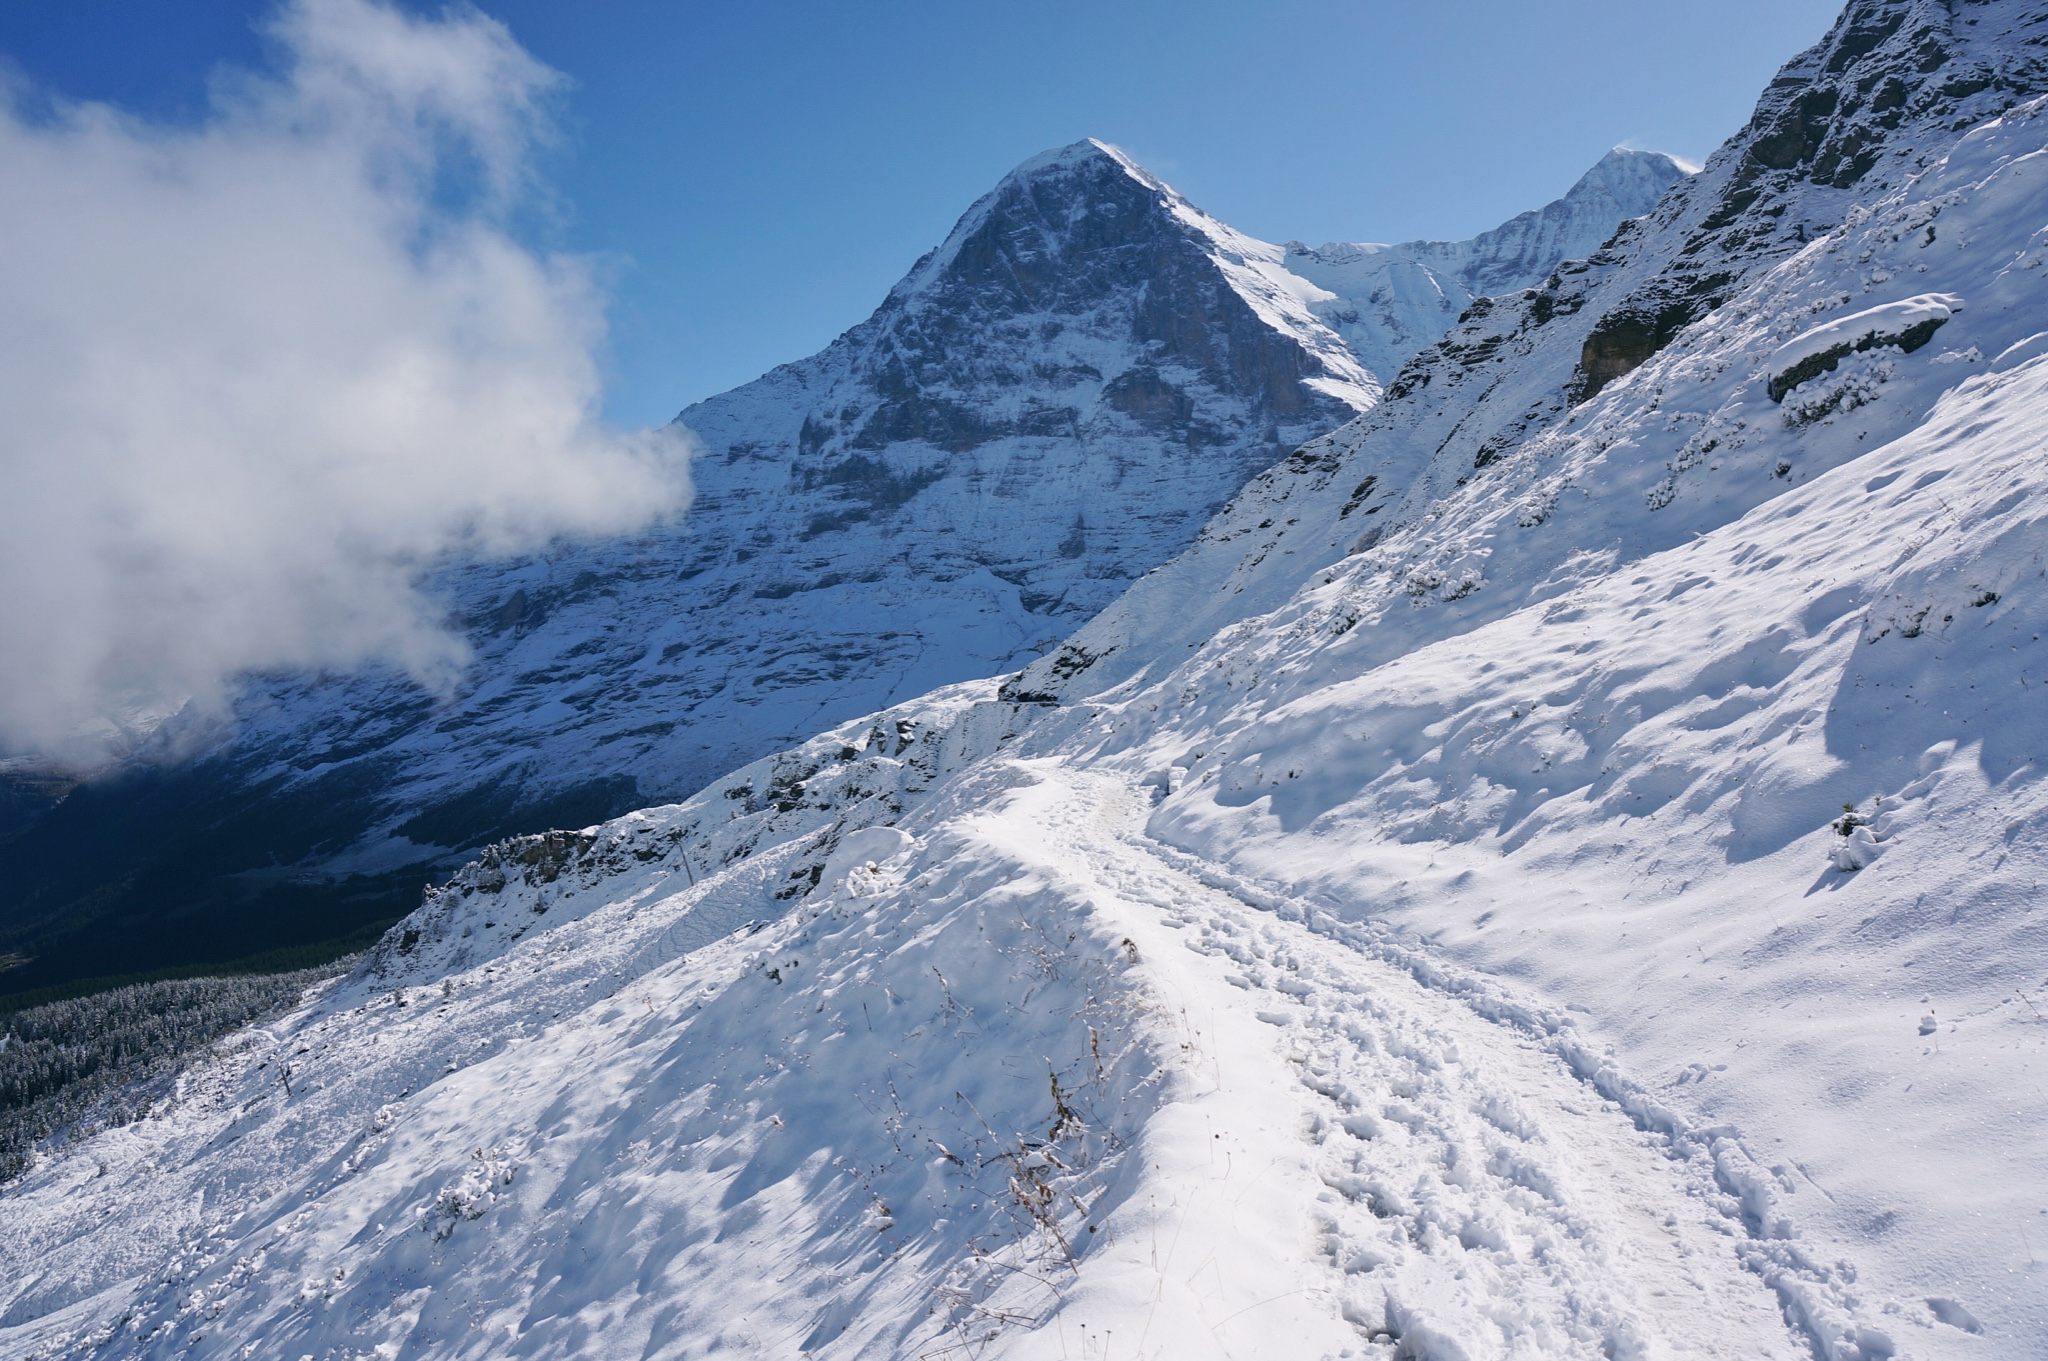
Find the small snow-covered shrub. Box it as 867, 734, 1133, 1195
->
1831, 799, 1890, 871
1782, 351, 1895, 427
421, 1147, 518, 1240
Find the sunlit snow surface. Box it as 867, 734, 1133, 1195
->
0, 728, 1803, 1359
8, 5, 2048, 1359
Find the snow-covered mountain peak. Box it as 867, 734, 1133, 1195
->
1277, 147, 1693, 385
723, 136, 1377, 491
15, 2, 2048, 1355
1565, 145, 1697, 206
1285, 147, 1687, 267
882, 138, 1375, 408
998, 136, 1162, 191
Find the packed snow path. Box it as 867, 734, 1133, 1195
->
968, 765, 1805, 1359
0, 758, 1810, 1360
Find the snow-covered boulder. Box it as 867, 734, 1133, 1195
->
1766, 292, 1963, 400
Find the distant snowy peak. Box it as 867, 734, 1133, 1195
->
1461, 147, 1695, 296
1279, 147, 1692, 383
684, 136, 1382, 569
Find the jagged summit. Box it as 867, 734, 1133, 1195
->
1460, 147, 1691, 296
862, 138, 1376, 426
1278, 147, 1692, 383
1285, 147, 1687, 262
889, 138, 1167, 303
889, 139, 1189, 305
987, 136, 1153, 185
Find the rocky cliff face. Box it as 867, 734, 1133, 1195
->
1280, 147, 1690, 387
1574, 0, 2048, 398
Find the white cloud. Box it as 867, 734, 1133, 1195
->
0, 0, 691, 766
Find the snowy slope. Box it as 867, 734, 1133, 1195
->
0, 138, 1676, 999
1281, 148, 1690, 388
999, 1, 2048, 1350
14, 2, 2048, 1357
0, 140, 1376, 996
0, 690, 1808, 1360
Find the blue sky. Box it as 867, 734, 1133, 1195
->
0, 1, 1846, 427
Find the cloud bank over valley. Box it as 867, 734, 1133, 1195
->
0, 0, 691, 766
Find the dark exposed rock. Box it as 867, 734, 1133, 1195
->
1767, 313, 1949, 401
1573, 0, 2048, 400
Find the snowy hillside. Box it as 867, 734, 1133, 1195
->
0, 139, 1373, 996
1003, 0, 2048, 1348
12, 1, 2048, 1356
0, 140, 1663, 1001
1281, 147, 1690, 389
0, 692, 1810, 1359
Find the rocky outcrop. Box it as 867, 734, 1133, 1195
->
1575, 0, 2048, 398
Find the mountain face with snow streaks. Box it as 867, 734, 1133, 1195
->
0, 141, 1659, 999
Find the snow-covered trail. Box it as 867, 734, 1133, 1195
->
974, 763, 1804, 1359
0, 741, 1817, 1360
